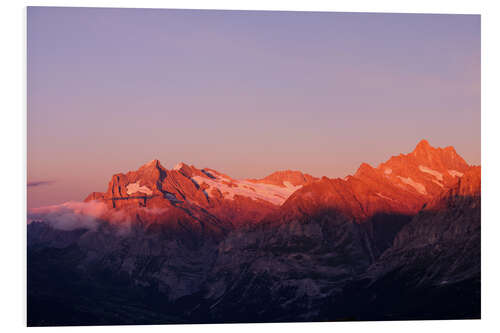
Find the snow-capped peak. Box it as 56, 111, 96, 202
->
173, 162, 185, 171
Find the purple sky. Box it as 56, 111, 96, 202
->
27, 7, 480, 208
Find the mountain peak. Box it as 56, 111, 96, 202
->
354, 162, 375, 178
444, 145, 458, 154
139, 159, 163, 170
410, 140, 467, 168
414, 139, 433, 152
171, 162, 203, 179
249, 170, 318, 187
173, 162, 188, 171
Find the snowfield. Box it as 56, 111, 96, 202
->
191, 175, 302, 205
418, 165, 443, 181
127, 182, 153, 195
448, 170, 464, 178
397, 176, 427, 195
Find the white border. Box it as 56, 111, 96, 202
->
2, 0, 499, 332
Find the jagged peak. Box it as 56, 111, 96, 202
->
171, 162, 204, 179
412, 139, 462, 157
354, 162, 374, 177
140, 159, 163, 169
413, 139, 433, 152
410, 140, 469, 169
173, 162, 188, 171
354, 162, 384, 181
443, 145, 458, 154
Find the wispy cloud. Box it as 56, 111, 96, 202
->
28, 201, 169, 231
27, 180, 55, 188
28, 201, 108, 231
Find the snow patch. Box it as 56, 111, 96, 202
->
384, 168, 392, 175
432, 180, 444, 188
376, 193, 394, 201
418, 165, 443, 181
448, 170, 464, 178
191, 175, 302, 205
397, 176, 427, 195
173, 162, 184, 171
126, 182, 153, 196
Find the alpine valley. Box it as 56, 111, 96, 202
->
27, 140, 481, 326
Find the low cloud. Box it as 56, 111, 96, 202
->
28, 201, 169, 231
28, 201, 108, 231
28, 180, 55, 188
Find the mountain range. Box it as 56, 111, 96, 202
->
27, 140, 481, 325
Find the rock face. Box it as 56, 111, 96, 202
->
83, 160, 317, 229
82, 139, 472, 232
275, 139, 476, 258
282, 139, 471, 222
331, 166, 481, 320
27, 140, 481, 325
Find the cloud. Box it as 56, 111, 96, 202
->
28, 201, 108, 231
28, 201, 169, 231
27, 180, 55, 188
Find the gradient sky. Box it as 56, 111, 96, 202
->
27, 7, 480, 208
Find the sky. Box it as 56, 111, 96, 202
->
27, 7, 480, 208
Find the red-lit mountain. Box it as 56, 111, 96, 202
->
84, 160, 317, 231
82, 139, 474, 232
278, 139, 472, 223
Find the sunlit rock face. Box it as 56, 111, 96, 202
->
329, 166, 480, 321
83, 159, 320, 230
